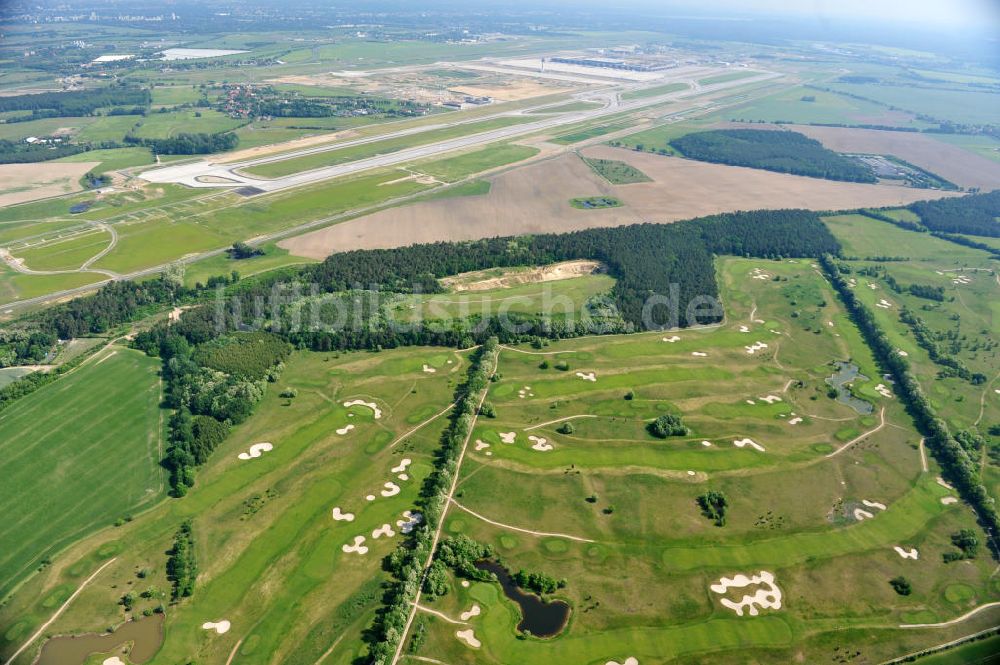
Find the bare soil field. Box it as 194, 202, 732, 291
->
450, 80, 569, 102
0, 162, 97, 207
789, 125, 1000, 190
440, 259, 603, 291
215, 127, 359, 163
279, 148, 958, 259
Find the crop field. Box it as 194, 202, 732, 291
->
0, 346, 472, 665
0, 347, 163, 600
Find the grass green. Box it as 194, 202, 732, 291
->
412, 143, 539, 182
621, 82, 689, 100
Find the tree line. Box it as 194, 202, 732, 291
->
909, 190, 1000, 237
0, 84, 151, 117
124, 131, 239, 155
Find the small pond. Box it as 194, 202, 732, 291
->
475, 560, 570, 637
825, 361, 874, 415
36, 613, 164, 665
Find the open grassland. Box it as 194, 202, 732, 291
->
727, 86, 931, 128
241, 116, 537, 179
824, 83, 1000, 126
699, 71, 759, 86
57, 147, 155, 176
822, 213, 1000, 434
16, 229, 112, 272
409, 143, 540, 182
0, 347, 163, 600
0, 346, 470, 665
0, 263, 105, 305
621, 82, 689, 101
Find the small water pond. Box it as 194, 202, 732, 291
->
825, 361, 874, 415
36, 613, 164, 665
475, 560, 570, 637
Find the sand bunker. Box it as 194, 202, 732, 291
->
692, 351, 708, 357
529, 435, 553, 452
734, 438, 765, 452
936, 476, 955, 490
397, 510, 423, 534
745, 341, 769, 354
894, 546, 919, 560
461, 580, 471, 588
576, 371, 597, 382
701, 440, 713, 447
455, 629, 481, 648
746, 399, 756, 405
392, 458, 412, 474
237, 442, 273, 460
372, 523, 396, 538
662, 335, 681, 343
422, 364, 437, 373
499, 432, 517, 444
759, 395, 782, 404
475, 439, 491, 451
606, 659, 639, 665
103, 658, 126, 665
898, 350, 909, 357
739, 325, 750, 333
751, 268, 772, 281
380, 482, 401, 497
202, 620, 231, 634
460, 604, 482, 621
336, 424, 355, 435
788, 417, 803, 425
941, 497, 958, 505
342, 535, 369, 555
331, 507, 355, 522
343, 399, 382, 419
874, 384, 894, 398
862, 499, 887, 511
710, 570, 782, 616
876, 299, 892, 309
853, 508, 875, 521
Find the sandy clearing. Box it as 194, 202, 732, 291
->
475, 439, 491, 451
739, 325, 750, 333
692, 351, 708, 357
529, 435, 553, 452
103, 658, 126, 665
575, 371, 597, 382
451, 80, 568, 102
331, 507, 355, 521
422, 364, 437, 373
397, 510, 423, 533
455, 628, 481, 648
237, 442, 273, 460
336, 424, 355, 435
280, 146, 958, 258
790, 125, 1000, 190
894, 546, 919, 560
788, 417, 803, 425
202, 620, 231, 634
941, 497, 958, 505
734, 437, 765, 452
0, 161, 98, 207
710, 571, 782, 617
461, 580, 471, 588
459, 604, 482, 621
662, 335, 681, 343
759, 395, 782, 404
343, 399, 382, 418
937, 476, 955, 490
342, 535, 369, 555
875, 384, 894, 398
380, 481, 401, 497
372, 523, 396, 538
854, 508, 875, 521
701, 440, 713, 447
440, 260, 603, 292
392, 458, 412, 474
499, 431, 517, 444
606, 659, 639, 665
745, 341, 769, 354
862, 499, 887, 511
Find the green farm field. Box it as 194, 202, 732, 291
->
0, 347, 164, 600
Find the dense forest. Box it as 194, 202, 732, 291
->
909, 190, 1000, 237
0, 84, 151, 117
124, 131, 239, 155
669, 129, 877, 183
0, 138, 88, 164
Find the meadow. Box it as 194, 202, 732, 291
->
0, 347, 163, 600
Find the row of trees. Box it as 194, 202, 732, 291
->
820, 254, 999, 554
898, 308, 981, 384
0, 83, 150, 117
669, 129, 877, 183
166, 519, 197, 600
366, 338, 498, 664
124, 131, 239, 155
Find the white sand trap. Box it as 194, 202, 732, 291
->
862, 499, 887, 511
734, 438, 765, 452
994, 389, 1000, 395
399, 473, 410, 480
461, 580, 471, 588
202, 620, 231, 634
853, 508, 875, 521
422, 364, 437, 373
754, 318, 766, 324
692, 351, 708, 357
460, 604, 482, 621
343, 399, 383, 419
575, 371, 597, 382
876, 299, 892, 309
898, 350, 909, 357
499, 432, 517, 444
662, 335, 681, 343
529, 435, 553, 452
391, 458, 412, 474
103, 658, 126, 665
336, 424, 355, 435
868, 283, 878, 290
342, 535, 369, 555
875, 384, 894, 398
397, 510, 424, 533
751, 274, 771, 280
237, 442, 273, 460
380, 482, 401, 497
894, 546, 919, 560
475, 439, 491, 451
759, 395, 782, 404
739, 325, 750, 333
941, 497, 958, 505
456, 629, 481, 648
745, 341, 769, 354
366, 494, 376, 501
372, 523, 396, 538
687, 470, 696, 476
331, 507, 355, 522
746, 399, 756, 405
710, 571, 782, 617
701, 440, 712, 447
827, 321, 834, 327
606, 659, 639, 665
936, 476, 955, 490
788, 417, 803, 425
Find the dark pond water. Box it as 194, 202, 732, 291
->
36, 613, 164, 665
825, 361, 874, 415
474, 559, 570, 637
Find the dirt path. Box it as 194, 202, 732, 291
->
898, 601, 1000, 628
825, 407, 886, 458
389, 402, 457, 448
918, 437, 929, 473
449, 497, 596, 543
6, 557, 118, 664
80, 222, 118, 270
524, 414, 598, 431
224, 638, 244, 665
390, 347, 499, 665
412, 603, 467, 625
